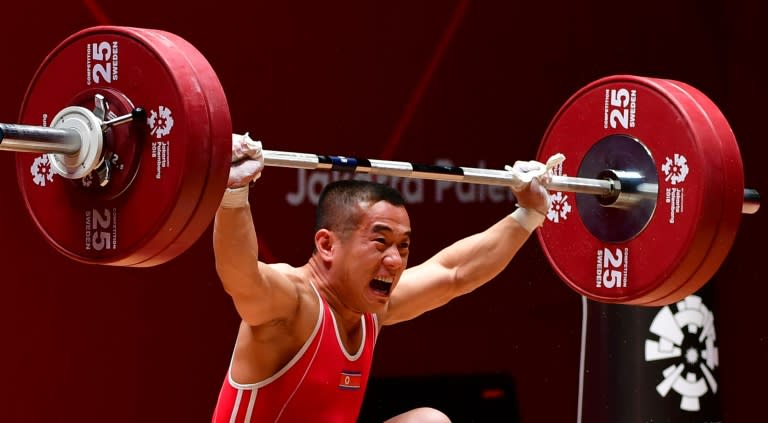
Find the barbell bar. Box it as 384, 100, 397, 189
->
260, 149, 760, 214
1, 124, 760, 213
2, 25, 761, 306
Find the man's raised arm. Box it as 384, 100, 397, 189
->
382, 155, 561, 325
212, 135, 296, 326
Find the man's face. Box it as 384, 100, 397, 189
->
332, 200, 411, 313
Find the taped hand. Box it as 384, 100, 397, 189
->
505, 153, 565, 214
228, 133, 264, 188
505, 153, 564, 190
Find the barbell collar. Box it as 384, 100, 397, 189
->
0, 106, 144, 156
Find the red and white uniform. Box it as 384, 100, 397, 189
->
212, 285, 379, 423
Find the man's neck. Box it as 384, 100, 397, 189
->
301, 256, 364, 331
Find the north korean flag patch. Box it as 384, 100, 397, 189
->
338, 371, 362, 390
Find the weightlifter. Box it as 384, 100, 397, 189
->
211, 134, 555, 422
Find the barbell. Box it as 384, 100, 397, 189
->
0, 26, 760, 306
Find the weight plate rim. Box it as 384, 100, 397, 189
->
104, 26, 218, 266
621, 76, 726, 304
641, 78, 744, 305
127, 28, 231, 267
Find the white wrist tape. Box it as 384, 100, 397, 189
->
510, 207, 546, 233
220, 186, 250, 208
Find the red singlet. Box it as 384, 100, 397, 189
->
212, 285, 378, 423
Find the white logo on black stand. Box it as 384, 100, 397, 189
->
644, 295, 719, 412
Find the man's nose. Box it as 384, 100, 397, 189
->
382, 246, 404, 269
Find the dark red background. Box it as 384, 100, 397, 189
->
0, 1, 765, 422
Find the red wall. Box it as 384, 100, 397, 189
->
0, 1, 766, 422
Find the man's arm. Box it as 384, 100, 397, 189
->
212, 135, 300, 327
381, 158, 556, 325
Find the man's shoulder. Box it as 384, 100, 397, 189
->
268, 262, 299, 274
266, 263, 320, 301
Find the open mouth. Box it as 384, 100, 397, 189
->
369, 278, 393, 296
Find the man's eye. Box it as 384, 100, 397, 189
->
375, 238, 386, 244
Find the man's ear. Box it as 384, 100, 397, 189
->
314, 229, 335, 260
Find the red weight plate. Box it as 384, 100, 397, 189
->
592, 77, 728, 306
536, 75, 735, 306
642, 79, 744, 306
16, 26, 231, 267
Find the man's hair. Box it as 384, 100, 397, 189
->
315, 180, 406, 236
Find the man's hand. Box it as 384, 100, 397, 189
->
220, 133, 264, 208
228, 133, 264, 188
505, 153, 565, 215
